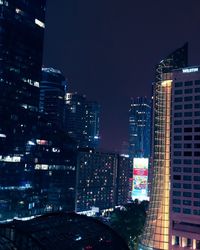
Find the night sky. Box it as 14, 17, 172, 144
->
43, 0, 200, 152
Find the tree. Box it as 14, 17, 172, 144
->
110, 200, 148, 249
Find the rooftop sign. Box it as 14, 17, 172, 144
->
182, 67, 198, 73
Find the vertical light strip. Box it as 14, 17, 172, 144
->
138, 77, 172, 250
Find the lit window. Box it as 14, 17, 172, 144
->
35, 19, 45, 28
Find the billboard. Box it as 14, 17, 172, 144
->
132, 158, 149, 201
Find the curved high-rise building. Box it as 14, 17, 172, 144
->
40, 67, 68, 129
138, 44, 188, 250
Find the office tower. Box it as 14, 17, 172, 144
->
65, 93, 100, 149
84, 101, 100, 148
40, 68, 67, 129
139, 43, 188, 250
129, 97, 151, 159
0, 0, 46, 110
0, 1, 78, 220
0, 0, 46, 154
170, 66, 200, 249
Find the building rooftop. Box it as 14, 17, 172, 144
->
0, 212, 128, 250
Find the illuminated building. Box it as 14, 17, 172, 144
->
84, 101, 100, 148
40, 68, 67, 129
0, 0, 47, 220
170, 66, 200, 249
129, 97, 151, 202
0, 0, 46, 111
65, 93, 100, 149
75, 150, 129, 213
131, 158, 149, 201
0, 1, 78, 220
129, 97, 151, 159
139, 43, 188, 250
116, 154, 130, 206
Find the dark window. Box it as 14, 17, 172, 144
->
183, 200, 191, 205
184, 143, 192, 148
194, 184, 200, 190
175, 90, 183, 95
174, 120, 182, 125
174, 136, 182, 140
194, 193, 200, 198
183, 175, 191, 181
183, 184, 192, 189
183, 208, 191, 214
184, 104, 193, 109
183, 192, 191, 197
184, 120, 192, 125
184, 159, 192, 164
174, 113, 182, 117
184, 135, 192, 140
195, 152, 200, 157
175, 82, 183, 87
184, 127, 192, 132
174, 143, 182, 149
184, 96, 193, 101
184, 88, 193, 94
194, 201, 200, 207
173, 175, 181, 180
195, 128, 200, 132
175, 105, 182, 110
174, 128, 182, 133
195, 103, 200, 108
173, 183, 181, 188
173, 167, 181, 172
194, 176, 200, 182
195, 119, 200, 125
173, 199, 181, 205
173, 191, 181, 196
195, 80, 200, 85
195, 88, 200, 93
195, 135, 200, 140
183, 167, 192, 173
174, 97, 183, 102
174, 159, 181, 164
184, 81, 193, 86
195, 95, 200, 100
193, 210, 200, 216
184, 112, 192, 117
174, 151, 181, 156
173, 207, 181, 213
184, 151, 192, 156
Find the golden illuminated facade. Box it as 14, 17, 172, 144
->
138, 44, 188, 250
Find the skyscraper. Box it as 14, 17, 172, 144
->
40, 68, 67, 129
0, 0, 46, 154
65, 93, 100, 149
129, 97, 151, 159
0, 0, 46, 110
0, 0, 78, 220
139, 43, 188, 250
170, 66, 200, 249
84, 101, 100, 148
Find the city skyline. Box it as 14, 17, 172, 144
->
44, 0, 200, 151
